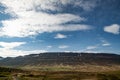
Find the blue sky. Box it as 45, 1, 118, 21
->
0, 0, 120, 57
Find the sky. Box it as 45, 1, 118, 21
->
0, 0, 120, 57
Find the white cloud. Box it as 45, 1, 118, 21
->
84, 45, 100, 53
86, 45, 98, 50
0, 19, 91, 37
0, 48, 47, 57
0, 41, 47, 57
98, 37, 111, 47
21, 50, 47, 56
0, 0, 93, 37
54, 33, 67, 39
0, 42, 26, 49
74, 0, 97, 11
61, 0, 97, 11
84, 50, 99, 53
47, 46, 52, 48
64, 50, 82, 53
104, 24, 120, 34
86, 39, 111, 51
0, 0, 97, 12
102, 43, 111, 46
59, 45, 69, 49
101, 39, 111, 47
84, 37, 111, 52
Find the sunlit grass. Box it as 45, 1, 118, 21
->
0, 66, 120, 80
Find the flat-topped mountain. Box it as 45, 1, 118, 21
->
0, 52, 120, 66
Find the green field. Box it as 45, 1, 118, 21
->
0, 66, 120, 80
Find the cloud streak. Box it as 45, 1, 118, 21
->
0, 48, 47, 57
86, 45, 98, 50
0, 0, 93, 37
59, 45, 69, 49
100, 39, 111, 47
0, 42, 26, 49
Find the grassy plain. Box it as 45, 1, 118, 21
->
0, 65, 120, 80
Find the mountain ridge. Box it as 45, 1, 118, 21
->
0, 52, 120, 67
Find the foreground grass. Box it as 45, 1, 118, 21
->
13, 71, 120, 80
22, 64, 120, 72
0, 66, 120, 80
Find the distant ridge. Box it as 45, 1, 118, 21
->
0, 52, 120, 66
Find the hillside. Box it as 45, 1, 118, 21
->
0, 52, 120, 67
0, 52, 120, 80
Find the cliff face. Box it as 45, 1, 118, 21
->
0, 52, 120, 66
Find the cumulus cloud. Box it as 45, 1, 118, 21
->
104, 24, 120, 34
0, 0, 93, 37
54, 33, 67, 39
59, 45, 69, 49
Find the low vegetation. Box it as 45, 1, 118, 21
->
0, 66, 120, 80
